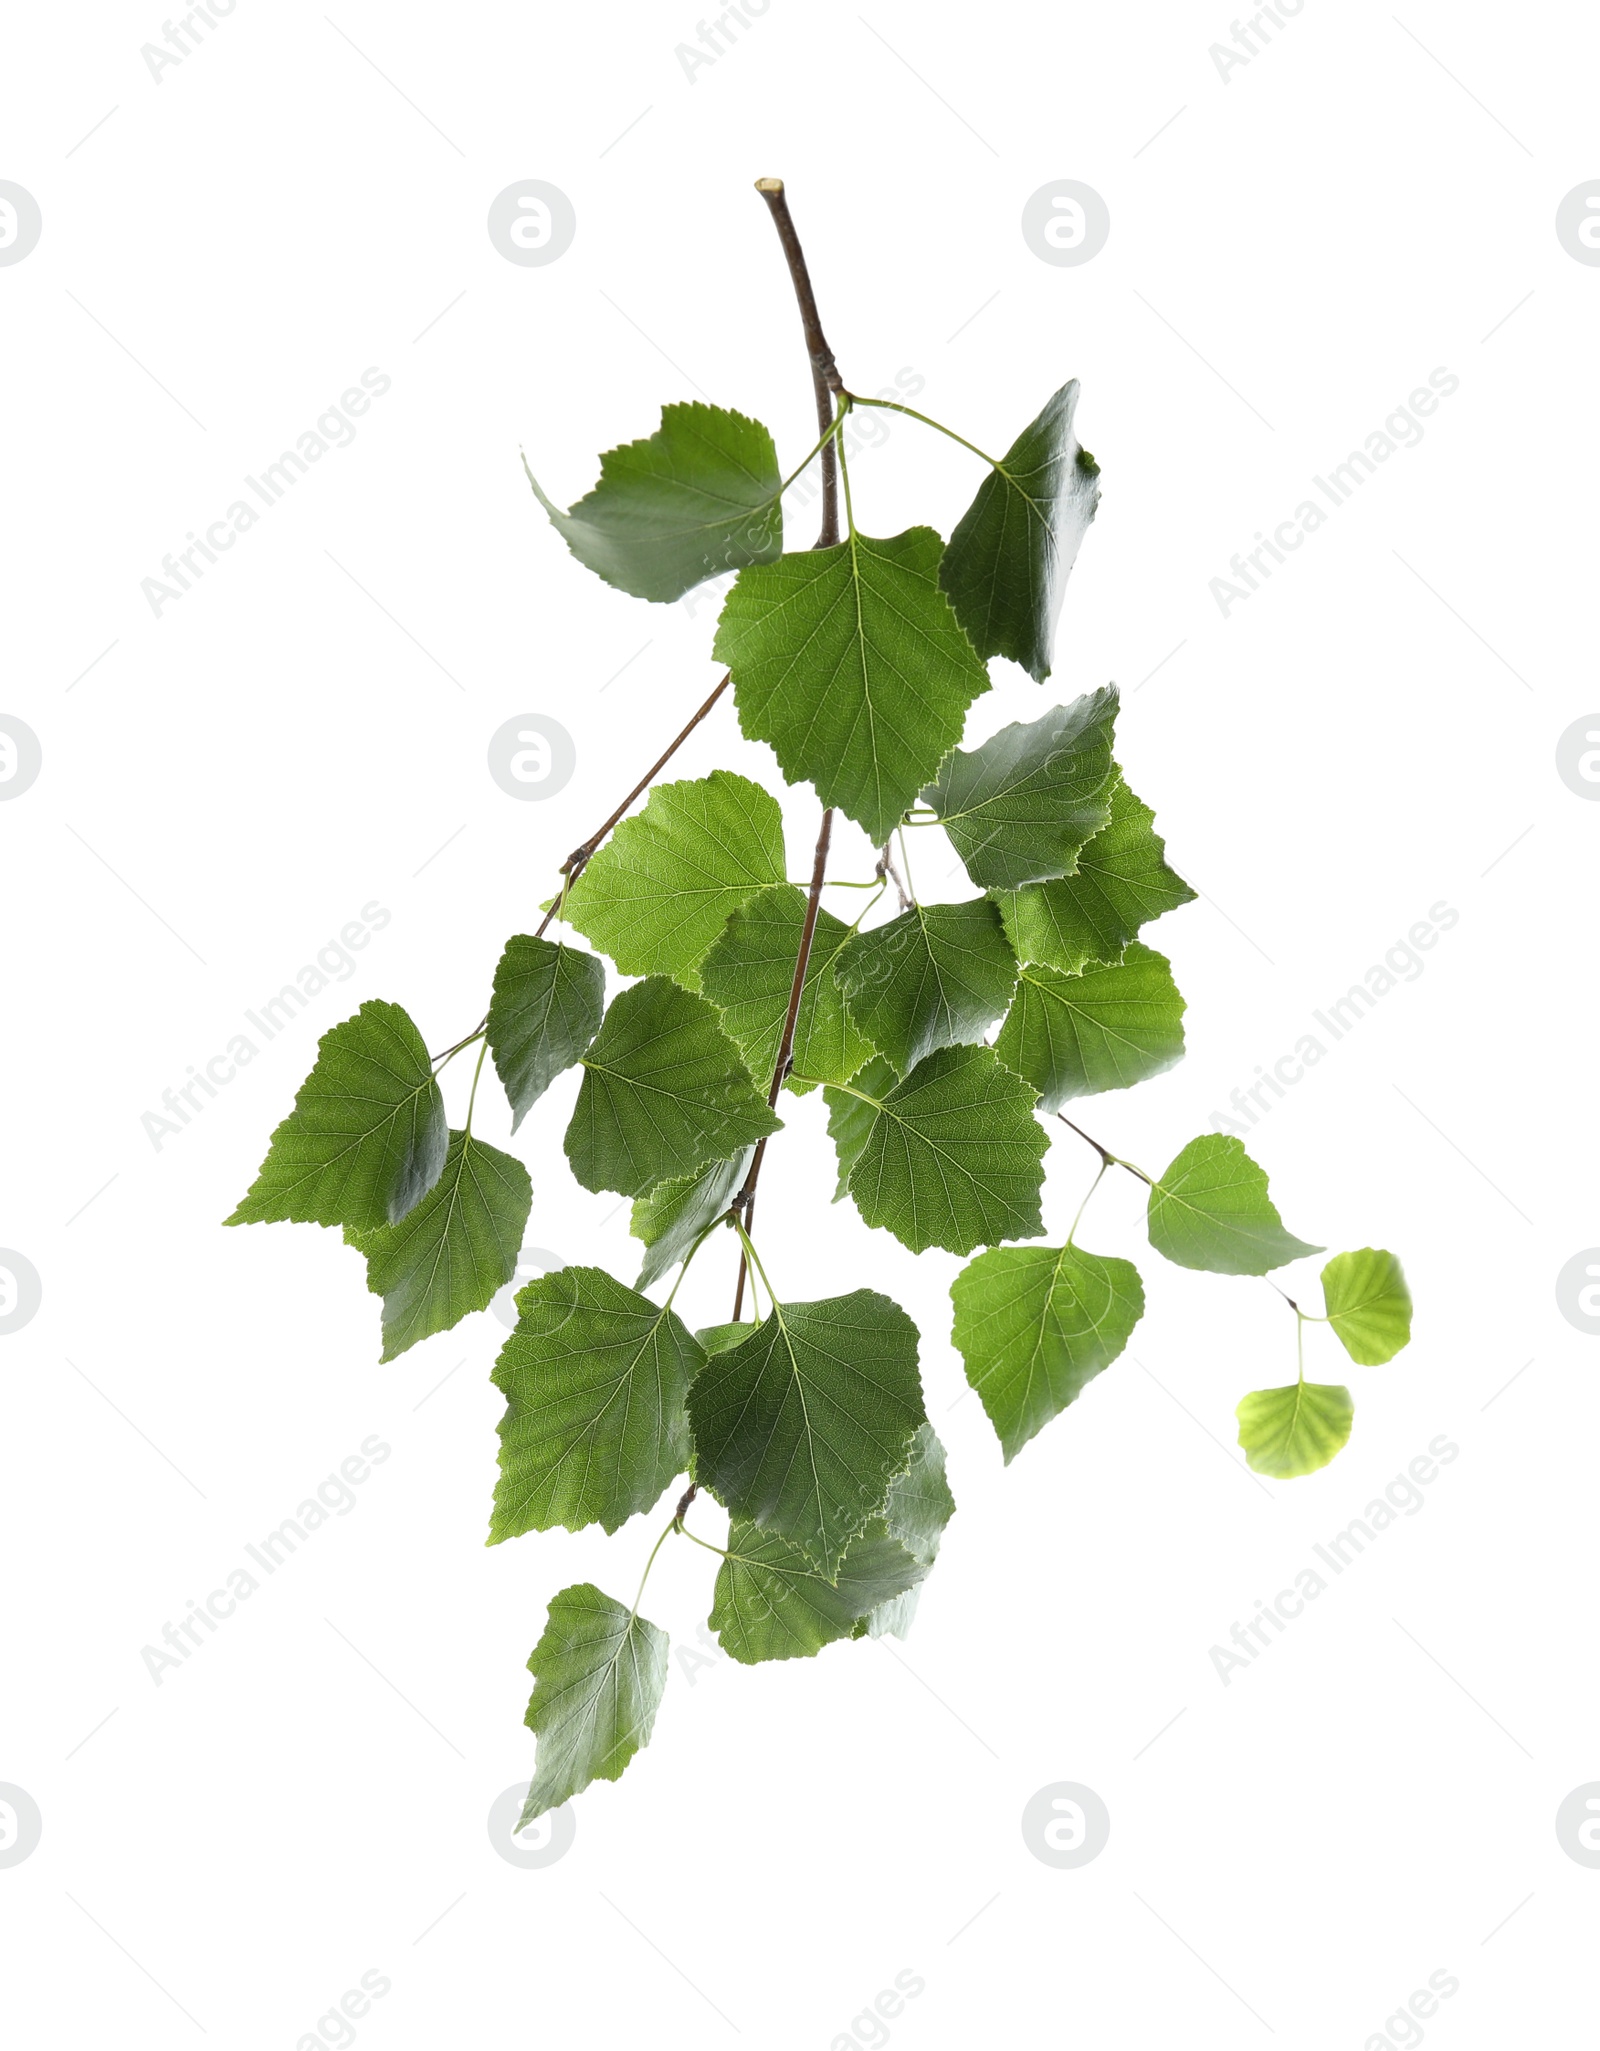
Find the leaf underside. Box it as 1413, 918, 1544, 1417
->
520, 1583, 668, 1822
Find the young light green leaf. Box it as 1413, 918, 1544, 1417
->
993, 943, 1186, 1109
700, 885, 874, 1094
630, 1147, 751, 1290
710, 1517, 926, 1665
489, 1265, 702, 1540
921, 689, 1118, 889
938, 380, 1101, 683
950, 1242, 1144, 1462
834, 900, 1018, 1075
345, 1130, 531, 1362
822, 1054, 899, 1201
519, 1584, 668, 1823
840, 1046, 1049, 1256
715, 526, 991, 845
1236, 1382, 1354, 1478
993, 775, 1195, 973
225, 999, 447, 1232
523, 402, 782, 602
559, 771, 786, 990
566, 978, 780, 1197
1146, 1135, 1321, 1276
1321, 1249, 1412, 1365
687, 1289, 925, 1577
487, 937, 605, 1132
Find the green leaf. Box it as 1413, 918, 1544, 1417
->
700, 885, 874, 1095
950, 1242, 1143, 1462
1146, 1135, 1321, 1277
994, 776, 1195, 974
523, 402, 782, 602
938, 380, 1101, 683
921, 689, 1118, 888
715, 526, 991, 845
566, 978, 781, 1198
630, 1147, 750, 1290
822, 1054, 899, 1201
993, 943, 1186, 1109
487, 937, 605, 1132
345, 1130, 531, 1362
686, 1289, 925, 1577
834, 900, 1018, 1076
695, 1321, 758, 1357
489, 1266, 701, 1540
838, 1046, 1049, 1256
559, 772, 787, 991
709, 1517, 925, 1665
859, 1424, 956, 1641
519, 1584, 668, 1823
1322, 1249, 1413, 1365
1236, 1382, 1354, 1478
225, 999, 447, 1231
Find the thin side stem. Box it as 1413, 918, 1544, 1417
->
629, 1517, 678, 1620
846, 391, 999, 469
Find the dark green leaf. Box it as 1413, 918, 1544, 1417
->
559, 772, 787, 991
834, 900, 1017, 1075
922, 689, 1118, 888
566, 978, 781, 1197
715, 527, 991, 844
519, 1584, 668, 1822
345, 1130, 531, 1361
687, 1289, 925, 1576
487, 937, 605, 1132
1146, 1135, 1321, 1276
489, 1265, 701, 1540
993, 943, 1186, 1109
695, 1321, 758, 1357
994, 775, 1194, 974
524, 402, 782, 602
837, 1046, 1049, 1256
225, 999, 446, 1231
700, 885, 874, 1094
710, 1517, 925, 1665
951, 1242, 1143, 1461
630, 1148, 751, 1290
938, 380, 1101, 682
822, 1054, 899, 1201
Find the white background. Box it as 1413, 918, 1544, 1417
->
3, 1, 1597, 2045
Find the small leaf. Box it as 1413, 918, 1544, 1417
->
225, 999, 446, 1231
994, 775, 1194, 974
687, 1289, 926, 1577
835, 900, 1018, 1075
938, 380, 1101, 682
951, 1242, 1143, 1461
559, 771, 787, 990
1146, 1135, 1321, 1277
839, 1046, 1049, 1256
630, 1148, 752, 1290
489, 1266, 702, 1540
880, 1424, 955, 1569
519, 1583, 668, 1823
922, 689, 1118, 888
566, 978, 781, 1198
822, 1054, 899, 1201
695, 1321, 758, 1357
710, 1518, 925, 1665
345, 1131, 531, 1361
1322, 1249, 1412, 1365
524, 402, 783, 602
993, 943, 1186, 1109
715, 526, 991, 845
700, 885, 874, 1094
1236, 1382, 1354, 1478
487, 937, 605, 1132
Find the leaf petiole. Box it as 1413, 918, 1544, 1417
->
846, 391, 998, 468
629, 1515, 678, 1620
